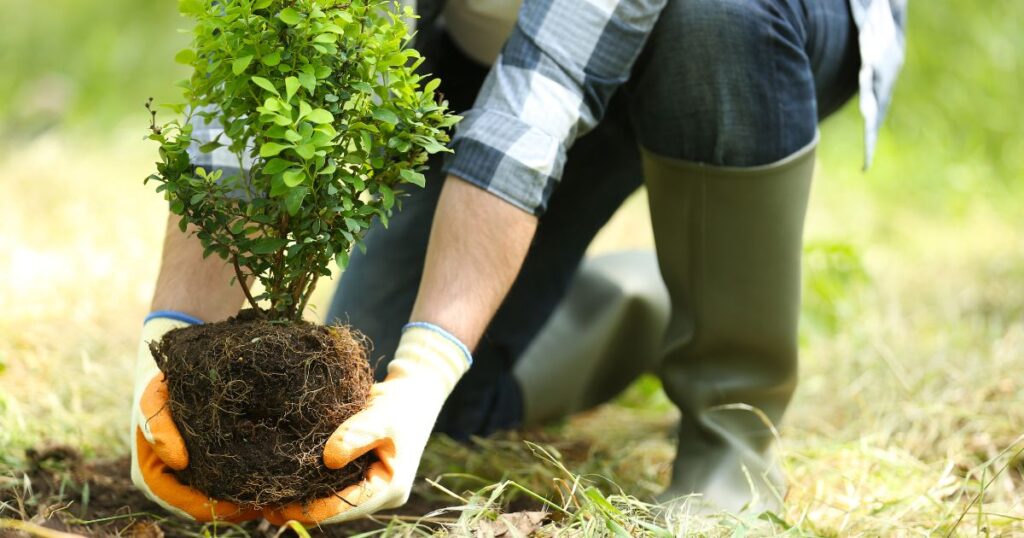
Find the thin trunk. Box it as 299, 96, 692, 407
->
297, 272, 320, 319
231, 254, 260, 312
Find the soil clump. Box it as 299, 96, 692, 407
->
0, 445, 456, 537
149, 310, 375, 507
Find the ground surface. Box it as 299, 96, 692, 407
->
2, 1, 1023, 535
2, 127, 1023, 536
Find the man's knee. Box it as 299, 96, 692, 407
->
628, 0, 816, 166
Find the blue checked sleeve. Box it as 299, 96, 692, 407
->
441, 0, 667, 215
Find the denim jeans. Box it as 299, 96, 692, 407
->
327, 0, 860, 440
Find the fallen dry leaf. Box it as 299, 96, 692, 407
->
124, 520, 165, 538
474, 511, 547, 537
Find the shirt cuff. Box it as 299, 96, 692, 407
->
442, 109, 566, 216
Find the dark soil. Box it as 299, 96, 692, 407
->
0, 446, 163, 537
149, 310, 375, 507
0, 446, 473, 537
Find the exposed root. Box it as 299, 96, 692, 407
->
149, 310, 376, 507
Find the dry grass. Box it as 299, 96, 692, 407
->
2, 131, 1024, 536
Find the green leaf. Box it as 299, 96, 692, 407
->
285, 76, 300, 101
294, 143, 315, 160
282, 168, 305, 187
261, 50, 281, 66
278, 7, 301, 25
284, 129, 302, 143
252, 238, 288, 254
285, 187, 308, 215
400, 168, 426, 187
190, 192, 206, 204
423, 78, 441, 94
311, 130, 333, 147
270, 174, 289, 197
379, 185, 394, 210
351, 81, 374, 93
305, 108, 333, 124
322, 22, 345, 34
440, 114, 463, 127
383, 52, 407, 67
253, 0, 273, 9
273, 97, 292, 111
372, 108, 399, 125
174, 48, 196, 65
263, 158, 292, 174
229, 220, 246, 234
414, 136, 448, 154
297, 70, 316, 92
387, 136, 411, 152
198, 139, 223, 153
232, 55, 253, 74
260, 142, 290, 157
251, 76, 279, 96
335, 250, 349, 268
158, 102, 187, 114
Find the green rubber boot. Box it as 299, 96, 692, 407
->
644, 140, 816, 514
513, 251, 671, 426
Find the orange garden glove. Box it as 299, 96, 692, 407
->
130, 312, 261, 522
263, 323, 472, 525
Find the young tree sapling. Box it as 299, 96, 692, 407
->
143, 0, 457, 506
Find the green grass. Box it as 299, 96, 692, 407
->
0, 0, 187, 139
1, 0, 1023, 536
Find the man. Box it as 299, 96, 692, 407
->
131, 0, 907, 524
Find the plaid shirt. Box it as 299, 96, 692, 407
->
191, 0, 907, 215
441, 0, 908, 215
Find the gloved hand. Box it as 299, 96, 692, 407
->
130, 312, 261, 522
263, 323, 472, 525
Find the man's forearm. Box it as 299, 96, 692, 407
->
150, 214, 249, 322
410, 176, 539, 350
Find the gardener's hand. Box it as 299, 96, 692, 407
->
130, 313, 261, 522
263, 323, 472, 525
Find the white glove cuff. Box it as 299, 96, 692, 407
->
389, 323, 473, 393
134, 314, 200, 445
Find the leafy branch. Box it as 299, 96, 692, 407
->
146, 0, 459, 321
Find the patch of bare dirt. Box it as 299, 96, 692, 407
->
0, 445, 546, 537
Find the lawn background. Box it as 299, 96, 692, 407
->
1, 1, 1022, 535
